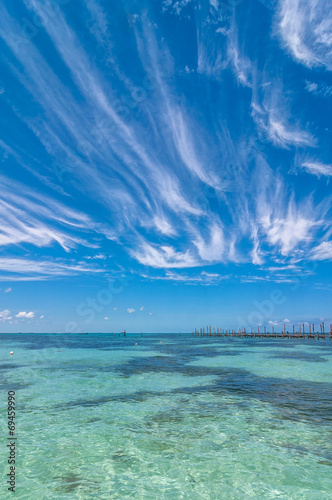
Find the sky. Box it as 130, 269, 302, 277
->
0, 0, 331, 333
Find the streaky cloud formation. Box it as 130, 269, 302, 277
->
278, 0, 332, 70
0, 0, 330, 302
311, 241, 332, 261
301, 161, 332, 177
0, 257, 104, 280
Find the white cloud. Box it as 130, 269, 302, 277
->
113, 308, 118, 311
0, 4, 221, 271
16, 311, 35, 319
85, 0, 111, 48
305, 80, 332, 97
0, 2, 329, 280
283, 318, 290, 323
301, 162, 332, 177
104, 316, 109, 320
153, 216, 177, 236
239, 275, 294, 284
310, 241, 332, 261
162, 0, 192, 15
227, 34, 252, 87
149, 312, 153, 315
0, 257, 104, 280
140, 306, 144, 311
278, 0, 332, 70
0, 310, 12, 321
264, 215, 316, 255
0, 175, 104, 252
132, 243, 197, 268
197, 39, 225, 77
251, 226, 263, 265
127, 308, 135, 313
267, 265, 298, 271
194, 223, 225, 262
268, 119, 314, 148
196, 16, 252, 84
251, 101, 314, 149
4, 287, 12, 293
165, 108, 220, 188
39, 315, 44, 319
306, 81, 318, 93
140, 270, 230, 285
256, 168, 327, 256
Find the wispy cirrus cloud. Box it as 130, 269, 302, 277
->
239, 275, 295, 283
0, 176, 104, 251
226, 27, 252, 87
310, 241, 332, 261
278, 0, 332, 70
263, 213, 317, 255
194, 223, 225, 262
140, 270, 231, 285
132, 243, 198, 268
300, 161, 332, 178
0, 0, 330, 285
1, 1, 215, 266
162, 0, 192, 15
0, 258, 104, 280
251, 89, 315, 149
305, 80, 332, 98
255, 165, 330, 256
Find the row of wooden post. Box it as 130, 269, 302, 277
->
192, 323, 332, 340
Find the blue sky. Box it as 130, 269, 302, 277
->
0, 0, 331, 333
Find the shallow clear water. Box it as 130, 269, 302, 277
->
1, 333, 332, 499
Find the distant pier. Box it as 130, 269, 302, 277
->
192, 323, 332, 340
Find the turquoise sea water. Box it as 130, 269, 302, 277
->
1, 333, 332, 499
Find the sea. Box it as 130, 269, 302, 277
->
1, 333, 332, 499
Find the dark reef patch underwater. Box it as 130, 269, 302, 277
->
1, 333, 332, 499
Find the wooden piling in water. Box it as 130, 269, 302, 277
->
194, 322, 332, 341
